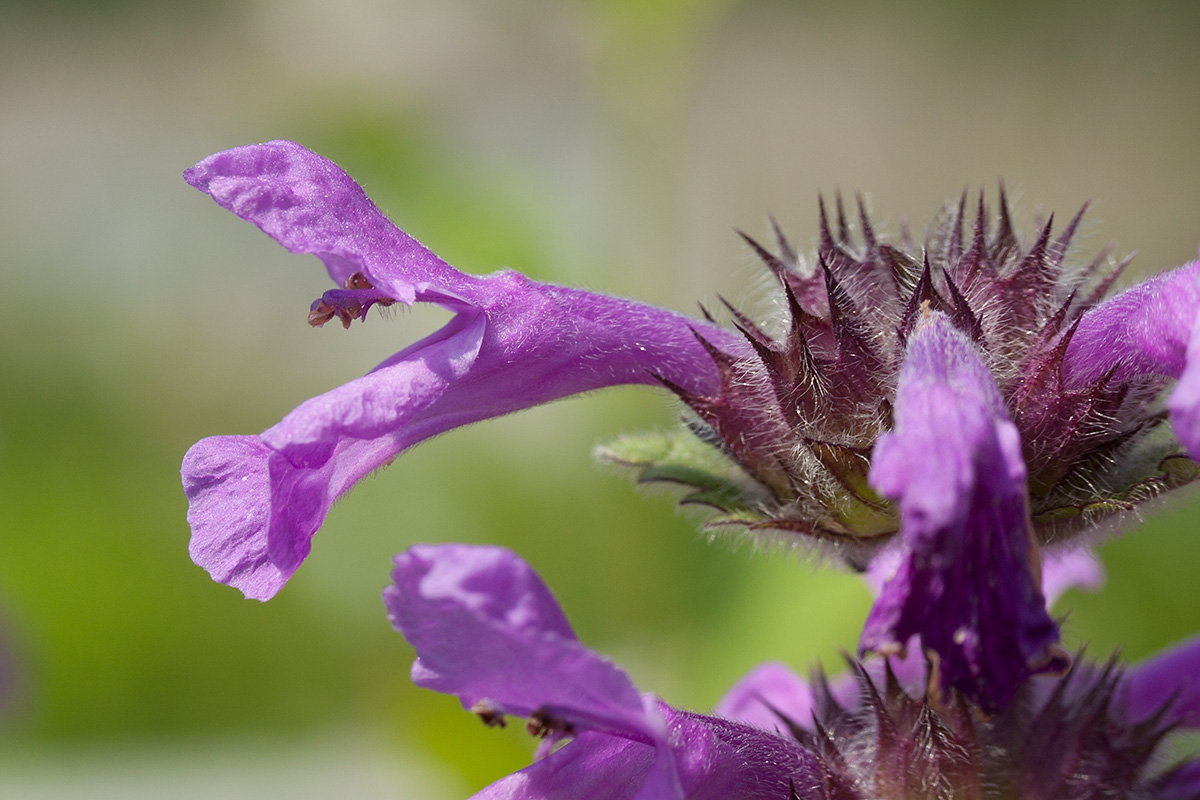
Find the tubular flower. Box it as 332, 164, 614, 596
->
386, 543, 1200, 800
181, 141, 741, 601
183, 142, 1200, 709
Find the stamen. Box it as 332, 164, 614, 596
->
307, 271, 396, 329
525, 707, 575, 739
471, 699, 507, 728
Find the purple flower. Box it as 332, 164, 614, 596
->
183, 142, 1200, 710
386, 543, 825, 800
386, 542, 1200, 800
858, 310, 1067, 711
603, 194, 1200, 708
181, 141, 741, 601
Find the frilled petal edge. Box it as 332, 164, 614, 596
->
182, 141, 743, 599
861, 311, 1062, 712
183, 435, 291, 600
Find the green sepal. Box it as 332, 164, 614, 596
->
1032, 421, 1200, 535
596, 429, 770, 516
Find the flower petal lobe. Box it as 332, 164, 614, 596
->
1067, 258, 1200, 456
862, 311, 1060, 710
182, 435, 291, 601
385, 544, 652, 737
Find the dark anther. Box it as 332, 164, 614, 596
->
343, 272, 375, 291
525, 708, 575, 739
471, 699, 507, 729
307, 271, 396, 329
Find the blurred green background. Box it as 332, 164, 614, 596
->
1, 0, 1199, 796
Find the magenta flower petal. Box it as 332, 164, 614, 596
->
182, 141, 741, 599
470, 731, 656, 800
714, 662, 816, 732
835, 545, 1095, 712
385, 544, 655, 738
183, 140, 460, 302
1039, 547, 1104, 607
861, 311, 1060, 711
182, 436, 291, 599
473, 711, 826, 800
1170, 312, 1200, 456
866, 545, 1099, 609
1066, 258, 1200, 455
386, 544, 825, 800
1120, 634, 1200, 729
654, 709, 824, 800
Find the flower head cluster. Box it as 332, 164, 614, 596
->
629, 192, 1197, 550
603, 192, 1200, 709
183, 141, 1200, 799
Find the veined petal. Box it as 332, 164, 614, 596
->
182, 436, 291, 599
1119, 634, 1200, 729
664, 710, 825, 800
184, 140, 460, 303
387, 544, 824, 800
1066, 258, 1200, 455
182, 309, 487, 597
385, 544, 654, 738
861, 311, 1061, 711
182, 141, 741, 599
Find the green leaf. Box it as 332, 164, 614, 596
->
596, 429, 769, 515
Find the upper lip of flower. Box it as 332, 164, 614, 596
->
182, 140, 1200, 713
